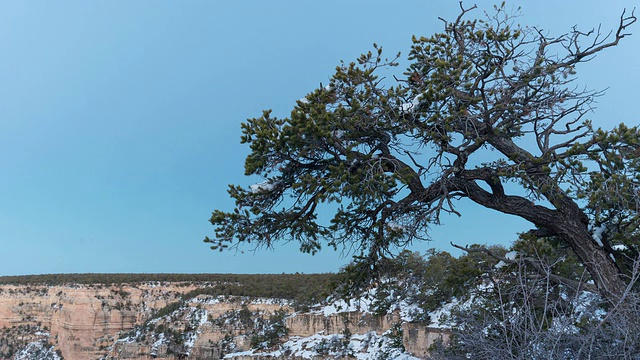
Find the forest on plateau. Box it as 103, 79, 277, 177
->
0, 273, 337, 309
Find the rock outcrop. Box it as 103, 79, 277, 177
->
0, 282, 448, 359
0, 283, 198, 359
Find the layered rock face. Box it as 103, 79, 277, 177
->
284, 311, 447, 358
0, 283, 448, 359
0, 283, 195, 359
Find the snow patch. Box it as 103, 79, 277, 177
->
399, 94, 423, 113
14, 339, 61, 360
225, 330, 420, 360
590, 222, 606, 247
182, 307, 208, 355
250, 181, 277, 194
151, 333, 166, 356
494, 260, 508, 269
612, 244, 628, 251
387, 221, 406, 231
427, 299, 459, 329
312, 293, 373, 316
399, 302, 422, 322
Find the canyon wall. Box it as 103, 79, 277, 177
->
0, 283, 448, 359
0, 283, 195, 359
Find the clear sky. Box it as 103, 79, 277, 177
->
0, 1, 638, 276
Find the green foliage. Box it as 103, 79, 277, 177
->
180, 273, 337, 309
206, 2, 638, 301
0, 273, 270, 285
0, 273, 336, 308
511, 233, 585, 282
250, 309, 290, 350
580, 123, 640, 274
0, 325, 60, 360
153, 300, 184, 319
334, 249, 501, 323
387, 322, 405, 351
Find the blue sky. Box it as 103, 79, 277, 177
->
0, 1, 638, 275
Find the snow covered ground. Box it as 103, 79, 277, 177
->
14, 339, 62, 360
226, 330, 421, 360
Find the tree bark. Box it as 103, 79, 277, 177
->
548, 206, 626, 302
456, 176, 626, 303
476, 135, 629, 302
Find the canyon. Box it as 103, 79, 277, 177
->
0, 280, 448, 359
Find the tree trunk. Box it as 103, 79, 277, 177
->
460, 178, 627, 303
548, 210, 627, 303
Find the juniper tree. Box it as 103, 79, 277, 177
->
206, 3, 638, 304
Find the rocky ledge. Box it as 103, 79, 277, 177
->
0, 279, 448, 359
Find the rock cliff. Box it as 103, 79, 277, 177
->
0, 281, 448, 359
0, 283, 195, 359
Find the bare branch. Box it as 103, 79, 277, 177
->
451, 242, 598, 292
